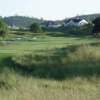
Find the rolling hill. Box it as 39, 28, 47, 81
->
4, 16, 42, 29
3, 13, 100, 28
64, 13, 100, 22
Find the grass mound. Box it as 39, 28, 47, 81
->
11, 44, 100, 80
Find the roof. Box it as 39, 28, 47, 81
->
65, 18, 86, 23
42, 20, 61, 27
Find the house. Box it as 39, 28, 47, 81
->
8, 25, 28, 30
8, 24, 20, 30
64, 17, 88, 27
42, 21, 62, 28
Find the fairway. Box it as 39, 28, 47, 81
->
0, 35, 99, 54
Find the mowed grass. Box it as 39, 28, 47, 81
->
0, 35, 99, 54
0, 34, 100, 100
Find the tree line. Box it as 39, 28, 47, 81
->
0, 17, 100, 38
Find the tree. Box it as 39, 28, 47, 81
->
0, 19, 8, 38
30, 23, 43, 33
92, 17, 100, 34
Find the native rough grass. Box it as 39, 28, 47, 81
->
0, 33, 100, 100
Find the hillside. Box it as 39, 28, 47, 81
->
4, 16, 42, 28
79, 13, 100, 22
64, 13, 100, 22
3, 13, 100, 29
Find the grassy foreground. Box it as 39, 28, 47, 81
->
0, 33, 100, 100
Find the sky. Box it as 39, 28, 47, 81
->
0, 0, 100, 20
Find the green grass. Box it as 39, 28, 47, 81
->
0, 32, 100, 100
0, 35, 99, 54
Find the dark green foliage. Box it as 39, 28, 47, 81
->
44, 24, 93, 36
30, 23, 43, 33
65, 24, 93, 35
92, 17, 100, 35
77, 14, 100, 22
0, 19, 8, 38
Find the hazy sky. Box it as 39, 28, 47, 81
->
0, 0, 100, 20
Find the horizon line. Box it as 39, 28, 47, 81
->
2, 12, 100, 21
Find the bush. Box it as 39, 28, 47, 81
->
0, 19, 8, 38
30, 23, 43, 33
93, 17, 100, 36
65, 24, 93, 35
44, 24, 93, 36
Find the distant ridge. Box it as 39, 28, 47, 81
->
3, 13, 100, 28
4, 16, 42, 28
78, 13, 100, 21
64, 13, 100, 22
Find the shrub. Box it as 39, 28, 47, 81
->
44, 24, 93, 36
30, 23, 43, 33
92, 17, 100, 36
0, 19, 8, 38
